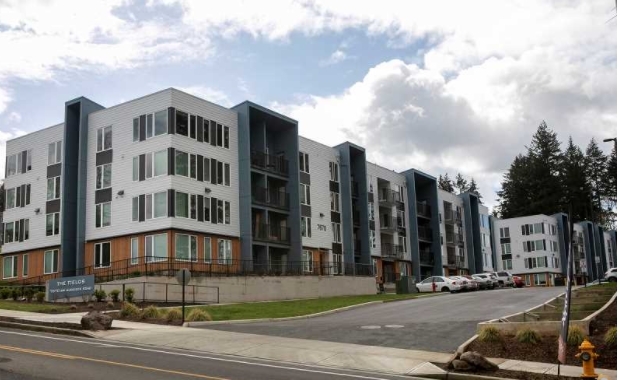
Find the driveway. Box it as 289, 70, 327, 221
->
197, 287, 564, 353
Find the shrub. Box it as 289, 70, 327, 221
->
140, 305, 160, 319
0, 288, 10, 300
186, 309, 212, 322
479, 326, 502, 342
23, 288, 35, 302
124, 287, 135, 303
93, 289, 107, 302
107, 301, 115, 309
165, 308, 182, 322
87, 303, 94, 309
605, 327, 617, 346
11, 288, 20, 301
516, 328, 541, 344
567, 326, 586, 346
120, 302, 140, 318
130, 271, 142, 278
109, 289, 120, 303
70, 304, 78, 311
35, 292, 45, 303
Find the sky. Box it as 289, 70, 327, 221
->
0, 0, 617, 212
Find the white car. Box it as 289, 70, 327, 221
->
416, 276, 464, 293
473, 273, 498, 288
605, 267, 617, 283
492, 271, 515, 287
450, 276, 476, 291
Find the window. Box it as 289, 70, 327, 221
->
329, 162, 339, 182
131, 237, 139, 265
47, 176, 61, 200
300, 184, 311, 205
536, 256, 547, 268
22, 254, 28, 277
190, 115, 196, 139
499, 227, 510, 238
330, 192, 340, 212
551, 225, 557, 235
502, 259, 513, 270
534, 223, 543, 234
554, 257, 559, 269
501, 243, 511, 254
3, 222, 13, 243
5, 188, 15, 209
154, 150, 168, 177
368, 202, 374, 221
224, 201, 230, 225
132, 157, 139, 181
96, 164, 112, 189
224, 163, 230, 186
218, 239, 232, 264
399, 235, 407, 253
145, 191, 167, 220
43, 250, 59, 274
176, 110, 189, 136
3, 256, 17, 279
175, 234, 197, 262
94, 242, 111, 268
332, 222, 341, 243
217, 124, 223, 146
217, 161, 223, 184
152, 110, 168, 137
175, 150, 189, 177
521, 224, 533, 236
299, 152, 309, 173
190, 194, 197, 219
133, 118, 139, 142
204, 237, 212, 263
48, 141, 62, 165
203, 119, 210, 144
217, 199, 224, 223
95, 203, 111, 228
301, 216, 311, 237
397, 210, 405, 228
145, 234, 168, 262
373, 258, 377, 277
302, 250, 313, 273
204, 196, 211, 222
132, 197, 139, 222
224, 126, 230, 149
534, 273, 547, 286
175, 192, 189, 218
534, 240, 544, 251
190, 154, 197, 179
203, 158, 210, 182
369, 230, 376, 248
46, 213, 60, 236
97, 126, 112, 152
23, 219, 29, 241
210, 121, 216, 146
6, 154, 16, 177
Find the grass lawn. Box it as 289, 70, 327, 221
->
0, 300, 71, 313
192, 293, 435, 321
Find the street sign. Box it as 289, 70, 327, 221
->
176, 269, 191, 286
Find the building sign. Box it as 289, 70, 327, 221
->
47, 275, 95, 300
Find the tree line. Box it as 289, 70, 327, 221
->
438, 172, 483, 202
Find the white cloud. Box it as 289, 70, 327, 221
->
178, 86, 232, 107
319, 50, 349, 66
6, 111, 21, 123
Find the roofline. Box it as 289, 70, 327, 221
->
231, 100, 298, 125
6, 123, 64, 145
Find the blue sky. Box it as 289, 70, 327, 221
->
0, 0, 616, 210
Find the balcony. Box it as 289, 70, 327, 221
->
445, 232, 456, 245
418, 226, 433, 242
381, 243, 405, 260
417, 202, 431, 218
252, 187, 289, 210
251, 151, 289, 177
253, 223, 290, 244
447, 253, 466, 267
380, 216, 399, 232
420, 249, 434, 266
379, 190, 403, 206
351, 181, 360, 198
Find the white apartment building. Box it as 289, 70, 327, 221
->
437, 189, 468, 276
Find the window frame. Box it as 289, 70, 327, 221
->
301, 216, 311, 237
48, 141, 62, 165
94, 241, 112, 269
329, 162, 339, 182
300, 183, 311, 206
145, 233, 168, 263
22, 254, 29, 277
95, 202, 112, 228
302, 250, 313, 273
332, 222, 342, 243
3, 256, 17, 279
46, 212, 60, 236
299, 152, 310, 173
43, 250, 59, 275
47, 176, 61, 200
175, 234, 197, 262
130, 237, 139, 265
97, 126, 112, 153
96, 163, 112, 190
204, 237, 212, 263
217, 239, 232, 265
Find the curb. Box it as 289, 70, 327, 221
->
456, 334, 478, 354
421, 373, 518, 380
0, 320, 96, 338
583, 291, 617, 323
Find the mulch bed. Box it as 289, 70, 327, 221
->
434, 363, 582, 380
467, 300, 617, 370
34, 301, 196, 314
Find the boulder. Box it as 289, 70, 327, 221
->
460, 351, 499, 371
451, 359, 473, 371
80, 311, 113, 331
446, 352, 461, 369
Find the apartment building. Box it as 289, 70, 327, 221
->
438, 189, 468, 276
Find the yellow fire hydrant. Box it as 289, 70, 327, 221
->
575, 338, 599, 379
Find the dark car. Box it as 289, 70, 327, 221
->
513, 275, 525, 288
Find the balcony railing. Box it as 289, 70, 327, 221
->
417, 202, 431, 218
380, 216, 399, 231
381, 243, 405, 259
253, 223, 290, 244
379, 190, 404, 205
418, 226, 433, 242
251, 151, 289, 177
252, 187, 289, 209
444, 209, 455, 223
447, 253, 466, 267
445, 233, 456, 245
420, 249, 434, 266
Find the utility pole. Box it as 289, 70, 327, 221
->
603, 137, 617, 152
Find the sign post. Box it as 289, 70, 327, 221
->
558, 212, 574, 367
176, 269, 191, 324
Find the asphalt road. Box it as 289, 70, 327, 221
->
199, 287, 564, 353
0, 328, 429, 380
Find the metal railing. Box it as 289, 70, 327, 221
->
447, 253, 465, 267
418, 226, 433, 242
251, 151, 289, 177
93, 282, 220, 304
380, 216, 399, 231
417, 202, 432, 218
381, 243, 405, 259
253, 223, 290, 244
379, 190, 403, 205
252, 187, 289, 209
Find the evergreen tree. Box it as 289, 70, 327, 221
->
455, 173, 468, 193
584, 139, 610, 226
496, 154, 533, 217
467, 178, 483, 203
438, 173, 455, 193
560, 137, 591, 222
603, 144, 617, 229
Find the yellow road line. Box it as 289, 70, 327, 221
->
0, 344, 229, 380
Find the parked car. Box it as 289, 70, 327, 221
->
512, 275, 525, 288
448, 276, 470, 291
492, 271, 515, 287
605, 267, 617, 283
471, 275, 493, 290
454, 275, 479, 291
474, 273, 499, 288
416, 276, 464, 293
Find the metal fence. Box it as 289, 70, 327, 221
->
95, 282, 219, 304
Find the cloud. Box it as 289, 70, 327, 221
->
6, 112, 21, 123
319, 50, 349, 66
177, 86, 232, 107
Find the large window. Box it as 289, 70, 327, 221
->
330, 192, 340, 212
132, 197, 139, 221
175, 234, 197, 262
145, 191, 167, 219
501, 243, 511, 254
534, 273, 547, 286
301, 216, 311, 237
176, 110, 189, 136
203, 196, 210, 222
302, 250, 313, 273
299, 152, 310, 173
329, 162, 339, 182
131, 237, 139, 265
96, 164, 112, 190
47, 176, 61, 200
502, 259, 513, 270
218, 239, 232, 264
145, 234, 168, 262
499, 227, 510, 238
22, 254, 28, 277
3, 256, 17, 279
95, 203, 111, 228
94, 242, 111, 268
44, 250, 59, 274
6, 150, 32, 177
175, 150, 189, 177
151, 110, 168, 138
149, 150, 168, 178
332, 222, 341, 243
300, 184, 311, 205
46, 213, 60, 236
175, 192, 189, 218
97, 126, 112, 152
6, 154, 16, 177
204, 237, 212, 263
48, 141, 62, 165
5, 188, 15, 209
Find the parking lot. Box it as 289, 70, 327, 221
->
197, 287, 563, 353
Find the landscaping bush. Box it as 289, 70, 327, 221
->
107, 301, 115, 309
479, 326, 502, 342
87, 303, 94, 309
93, 289, 107, 302
515, 328, 541, 344
186, 309, 212, 322
605, 327, 616, 346
130, 271, 142, 278
70, 304, 78, 311
165, 308, 182, 322
120, 302, 140, 318
35, 292, 45, 303
140, 305, 160, 319
23, 288, 34, 302
124, 287, 135, 303
0, 288, 10, 300
109, 289, 120, 303
567, 326, 586, 346
11, 288, 20, 301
